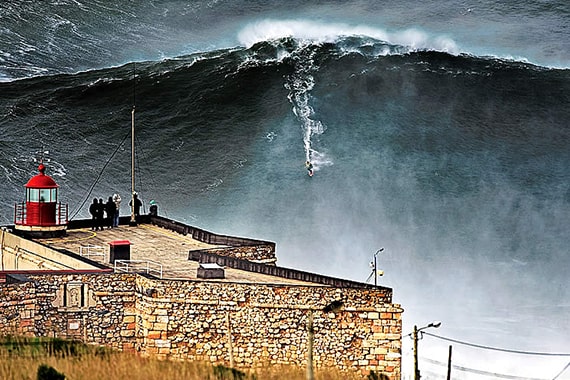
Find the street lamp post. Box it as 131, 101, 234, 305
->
413, 321, 442, 380
373, 248, 383, 286
367, 248, 385, 286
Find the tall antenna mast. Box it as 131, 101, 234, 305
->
129, 62, 137, 226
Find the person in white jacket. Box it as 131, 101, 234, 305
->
112, 193, 121, 227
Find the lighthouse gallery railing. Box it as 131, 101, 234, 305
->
14, 202, 69, 226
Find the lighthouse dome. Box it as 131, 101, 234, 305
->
25, 164, 58, 188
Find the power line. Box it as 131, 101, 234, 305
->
423, 357, 549, 380
551, 361, 570, 380
423, 331, 570, 357
69, 130, 130, 220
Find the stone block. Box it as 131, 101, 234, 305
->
123, 316, 135, 323
155, 339, 171, 348
120, 329, 135, 337
372, 325, 383, 333
372, 333, 399, 341
156, 315, 169, 324
147, 331, 162, 339
153, 322, 168, 330
374, 347, 388, 355
386, 352, 402, 359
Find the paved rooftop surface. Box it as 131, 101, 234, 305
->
34, 223, 318, 286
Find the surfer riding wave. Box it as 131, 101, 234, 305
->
305, 161, 314, 177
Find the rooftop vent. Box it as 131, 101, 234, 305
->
197, 263, 225, 279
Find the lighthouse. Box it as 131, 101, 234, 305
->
13, 163, 68, 237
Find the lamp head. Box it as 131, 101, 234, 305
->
429, 321, 442, 329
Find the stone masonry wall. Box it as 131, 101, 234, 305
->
191, 245, 277, 264
0, 280, 36, 335
0, 274, 137, 352
0, 274, 402, 379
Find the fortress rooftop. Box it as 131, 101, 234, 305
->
3, 215, 387, 292
34, 222, 316, 285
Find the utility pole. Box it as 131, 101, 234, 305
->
413, 325, 420, 380
412, 321, 442, 380
447, 345, 452, 380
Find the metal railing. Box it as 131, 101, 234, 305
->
14, 203, 25, 225
79, 245, 105, 259
13, 202, 68, 226
113, 260, 163, 279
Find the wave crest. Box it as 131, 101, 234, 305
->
238, 19, 460, 55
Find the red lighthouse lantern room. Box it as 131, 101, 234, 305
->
14, 163, 68, 237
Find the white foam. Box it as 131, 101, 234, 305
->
238, 19, 460, 55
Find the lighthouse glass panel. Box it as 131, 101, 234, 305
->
51, 188, 57, 201
27, 188, 40, 202
39, 189, 51, 202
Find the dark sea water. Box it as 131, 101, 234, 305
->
1, 1, 569, 378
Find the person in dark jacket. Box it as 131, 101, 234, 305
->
96, 198, 105, 230
105, 196, 116, 229
149, 200, 158, 216
129, 192, 142, 221
89, 198, 98, 230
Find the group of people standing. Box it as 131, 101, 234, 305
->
88, 192, 154, 231
89, 193, 122, 230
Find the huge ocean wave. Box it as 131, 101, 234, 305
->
1, 1, 568, 82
